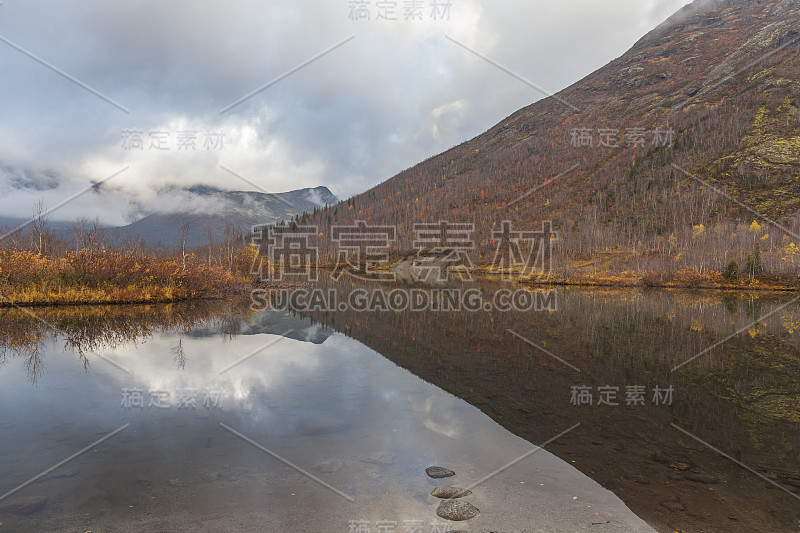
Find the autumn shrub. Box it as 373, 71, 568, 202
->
0, 248, 242, 304
673, 267, 720, 286
232, 246, 261, 279
0, 250, 62, 286
641, 271, 665, 287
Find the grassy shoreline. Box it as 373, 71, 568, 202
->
0, 248, 261, 307
3, 253, 797, 309
0, 290, 247, 308
518, 272, 800, 292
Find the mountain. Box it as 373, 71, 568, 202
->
309, 0, 800, 277
0, 217, 77, 233
195, 309, 334, 344
111, 186, 337, 249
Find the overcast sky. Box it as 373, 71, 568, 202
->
0, 0, 689, 224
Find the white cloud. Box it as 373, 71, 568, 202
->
418, 99, 469, 143
0, 0, 690, 223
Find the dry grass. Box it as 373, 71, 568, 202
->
0, 248, 262, 305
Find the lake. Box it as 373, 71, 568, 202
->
1, 280, 799, 532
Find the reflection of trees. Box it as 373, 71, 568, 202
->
301, 279, 800, 533
171, 338, 186, 370
220, 312, 245, 340
23, 336, 45, 385
0, 300, 254, 384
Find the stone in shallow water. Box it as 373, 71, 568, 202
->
426, 466, 455, 479
0, 496, 47, 515
40, 466, 79, 481
314, 459, 343, 473
431, 486, 472, 499
436, 499, 480, 521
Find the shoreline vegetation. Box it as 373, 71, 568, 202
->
2, 205, 798, 307
522, 271, 800, 292
0, 248, 262, 307
3, 253, 798, 308
0, 209, 274, 307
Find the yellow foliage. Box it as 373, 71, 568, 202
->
781, 315, 799, 334
782, 242, 799, 263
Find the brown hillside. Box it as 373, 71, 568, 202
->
303, 0, 800, 280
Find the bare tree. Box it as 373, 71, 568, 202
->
222, 223, 240, 272
30, 199, 49, 255
71, 217, 101, 251
179, 221, 191, 269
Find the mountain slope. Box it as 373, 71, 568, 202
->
309, 0, 800, 277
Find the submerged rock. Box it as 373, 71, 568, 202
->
426, 466, 455, 479
314, 459, 343, 473
431, 486, 472, 499
40, 466, 79, 481
0, 496, 47, 515
436, 499, 480, 521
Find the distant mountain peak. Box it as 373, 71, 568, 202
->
109, 184, 338, 249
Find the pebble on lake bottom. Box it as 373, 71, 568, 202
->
431, 486, 472, 499
426, 466, 455, 479
0, 496, 47, 515
314, 459, 343, 473
436, 499, 480, 521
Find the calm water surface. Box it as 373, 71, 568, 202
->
0, 282, 798, 532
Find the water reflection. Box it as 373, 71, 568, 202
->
0, 298, 654, 532
296, 279, 800, 533
0, 301, 254, 383
2, 283, 799, 531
